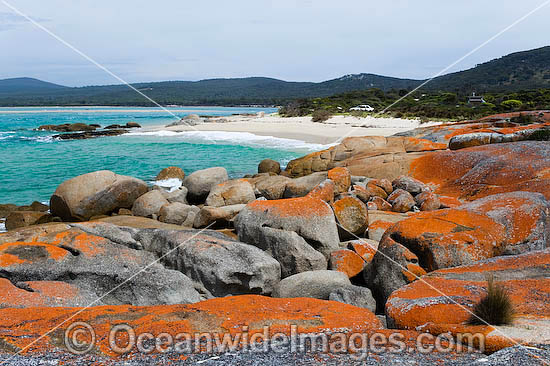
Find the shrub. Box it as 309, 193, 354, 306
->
311, 109, 332, 122
467, 276, 515, 326
530, 128, 550, 141
511, 113, 534, 124
501, 99, 523, 110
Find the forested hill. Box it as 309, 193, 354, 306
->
428, 46, 550, 92
1, 46, 549, 106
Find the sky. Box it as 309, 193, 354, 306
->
1, 0, 549, 87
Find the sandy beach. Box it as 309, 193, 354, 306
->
147, 114, 442, 144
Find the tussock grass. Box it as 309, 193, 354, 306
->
467, 275, 515, 326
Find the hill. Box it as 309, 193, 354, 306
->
428, 46, 550, 92
0, 46, 549, 106
0, 77, 67, 95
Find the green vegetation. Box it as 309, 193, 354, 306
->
1, 46, 550, 107
280, 88, 550, 121
311, 109, 332, 122
467, 276, 515, 326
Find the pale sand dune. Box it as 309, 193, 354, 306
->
149, 114, 442, 144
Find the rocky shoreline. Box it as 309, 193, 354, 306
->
1, 111, 550, 364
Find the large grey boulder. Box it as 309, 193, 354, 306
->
205, 179, 255, 207
234, 196, 340, 258
283, 172, 328, 198
50, 170, 148, 221
253, 175, 292, 200
250, 226, 327, 278
131, 228, 281, 297
183, 167, 228, 203
131, 190, 169, 218
329, 285, 377, 312
0, 226, 201, 307
160, 186, 188, 204
77, 223, 281, 297
272, 270, 351, 299
158, 202, 199, 227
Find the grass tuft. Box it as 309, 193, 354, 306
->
467, 275, 515, 326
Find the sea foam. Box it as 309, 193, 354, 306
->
125, 130, 330, 151
153, 178, 183, 192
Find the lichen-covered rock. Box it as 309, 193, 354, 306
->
0, 295, 382, 357
371, 196, 393, 211
327, 167, 351, 194
346, 239, 379, 264
387, 189, 416, 213
205, 179, 256, 207
353, 185, 373, 203
369, 178, 393, 195
329, 249, 365, 278
386, 249, 550, 352
415, 191, 441, 211
370, 191, 550, 305
306, 179, 335, 203
234, 196, 340, 258
284, 136, 446, 180
392, 176, 427, 196
366, 181, 389, 199
183, 167, 228, 203
0, 228, 201, 308
155, 166, 185, 181
410, 141, 550, 200
332, 196, 369, 239
50, 170, 148, 221
77, 223, 281, 297
131, 190, 169, 218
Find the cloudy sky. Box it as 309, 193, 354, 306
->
1, 0, 549, 86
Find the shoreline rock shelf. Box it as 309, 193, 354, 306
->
2, 111, 550, 360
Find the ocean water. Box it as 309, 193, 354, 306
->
0, 107, 324, 206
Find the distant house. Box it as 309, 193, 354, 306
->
350, 104, 374, 112
468, 92, 486, 105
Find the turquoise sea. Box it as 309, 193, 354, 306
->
0, 107, 324, 206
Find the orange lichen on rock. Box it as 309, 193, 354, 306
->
439, 196, 462, 208
327, 167, 351, 194
403, 137, 447, 152
0, 241, 70, 267
386, 249, 550, 352
245, 196, 332, 219
0, 295, 382, 356
409, 141, 550, 200
329, 249, 366, 278
381, 209, 505, 270
306, 179, 335, 203
0, 279, 81, 308
350, 240, 378, 263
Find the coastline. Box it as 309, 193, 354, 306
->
143, 114, 442, 145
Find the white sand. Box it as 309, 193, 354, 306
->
147, 114, 442, 145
